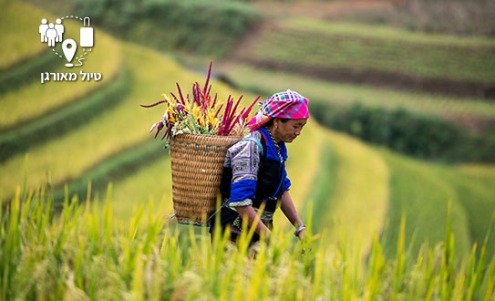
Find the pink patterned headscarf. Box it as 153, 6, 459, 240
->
248, 89, 309, 131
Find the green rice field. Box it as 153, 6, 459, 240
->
1, 2, 494, 300
219, 63, 495, 122
241, 18, 495, 83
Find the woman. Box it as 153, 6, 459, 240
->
210, 89, 309, 246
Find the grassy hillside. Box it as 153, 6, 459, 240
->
219, 63, 495, 259
439, 164, 495, 257
2, 0, 493, 255
0, 43, 202, 200
0, 10, 390, 259
239, 18, 495, 84
0, 31, 122, 131
219, 63, 495, 162
380, 149, 495, 259
379, 150, 472, 258
317, 128, 389, 260
219, 21, 495, 258
337, 0, 495, 37
1, 1, 495, 299
219, 64, 495, 123
0, 2, 48, 71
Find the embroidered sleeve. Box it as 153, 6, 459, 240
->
227, 134, 262, 206
230, 198, 254, 207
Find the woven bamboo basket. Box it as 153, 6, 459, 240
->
169, 133, 241, 225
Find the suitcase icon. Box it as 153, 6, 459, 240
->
80, 17, 94, 48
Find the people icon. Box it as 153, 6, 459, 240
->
45, 23, 58, 47
39, 18, 48, 42
38, 16, 90, 68
55, 18, 64, 42
39, 18, 65, 47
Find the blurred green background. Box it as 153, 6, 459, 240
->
1, 0, 494, 259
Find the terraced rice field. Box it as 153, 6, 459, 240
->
2, 1, 494, 255
1, 2, 495, 299
0, 2, 390, 251
0, 32, 122, 130
0, 2, 48, 71
219, 64, 495, 124
1, 43, 196, 199
220, 62, 495, 258
239, 18, 495, 83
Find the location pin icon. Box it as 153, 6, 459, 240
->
62, 39, 77, 67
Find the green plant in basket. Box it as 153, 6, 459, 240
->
141, 63, 260, 145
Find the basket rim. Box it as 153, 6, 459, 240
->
170, 133, 243, 147
171, 133, 244, 139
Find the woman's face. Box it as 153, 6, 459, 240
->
273, 118, 307, 143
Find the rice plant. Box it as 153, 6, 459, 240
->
1, 187, 494, 301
